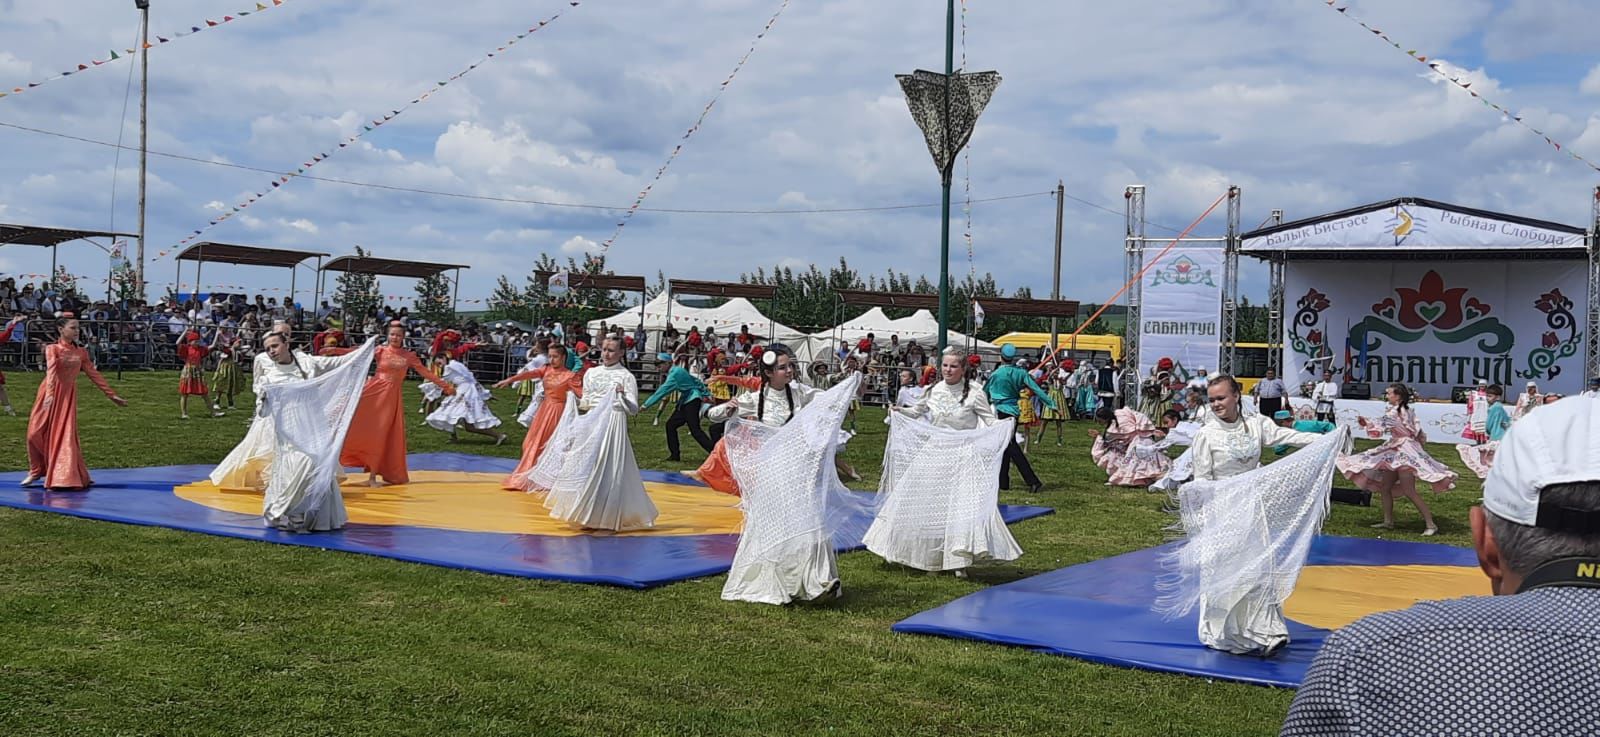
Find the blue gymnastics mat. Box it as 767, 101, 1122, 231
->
892, 535, 1482, 687
0, 452, 1053, 589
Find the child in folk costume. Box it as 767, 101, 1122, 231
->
494, 342, 583, 491
1456, 384, 1512, 480
868, 347, 1021, 574
1461, 379, 1491, 444
1512, 380, 1541, 421
0, 315, 25, 415
1073, 361, 1099, 420
209, 333, 245, 412
419, 329, 463, 420
426, 347, 504, 444
1336, 383, 1457, 536
523, 336, 656, 531
514, 339, 553, 428
21, 316, 128, 489
1035, 360, 1071, 447
176, 330, 221, 419
1089, 406, 1172, 488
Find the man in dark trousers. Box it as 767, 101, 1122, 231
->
985, 344, 1054, 492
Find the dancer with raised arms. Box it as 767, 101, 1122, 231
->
21, 315, 128, 490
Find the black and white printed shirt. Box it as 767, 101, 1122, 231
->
1281, 586, 1600, 737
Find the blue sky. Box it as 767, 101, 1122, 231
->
1, 0, 1597, 308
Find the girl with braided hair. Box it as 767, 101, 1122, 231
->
688, 344, 827, 495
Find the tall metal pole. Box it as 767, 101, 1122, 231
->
936, 0, 955, 352
1049, 180, 1064, 352
136, 1, 150, 300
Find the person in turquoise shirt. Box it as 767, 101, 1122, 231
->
642, 363, 715, 461
1483, 384, 1511, 441
985, 345, 1056, 492
1272, 410, 1337, 455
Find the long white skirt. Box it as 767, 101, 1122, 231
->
262, 447, 348, 532
209, 414, 276, 490
1198, 584, 1288, 655
426, 384, 502, 431
864, 414, 1019, 571
723, 534, 836, 604
539, 405, 657, 531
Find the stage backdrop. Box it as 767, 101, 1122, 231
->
1137, 248, 1223, 379
1283, 260, 1587, 399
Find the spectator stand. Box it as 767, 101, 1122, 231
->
666, 278, 780, 346
826, 290, 943, 405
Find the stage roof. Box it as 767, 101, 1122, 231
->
322, 255, 469, 279
176, 242, 328, 268
0, 224, 135, 247
1241, 197, 1586, 259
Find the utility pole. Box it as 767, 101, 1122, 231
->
936, 0, 955, 351
1050, 180, 1063, 353
135, 0, 150, 300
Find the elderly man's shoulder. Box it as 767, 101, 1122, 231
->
1321, 587, 1600, 659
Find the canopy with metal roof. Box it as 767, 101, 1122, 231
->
321, 255, 470, 279
668, 278, 777, 301
173, 242, 329, 309
0, 223, 135, 285
533, 270, 647, 293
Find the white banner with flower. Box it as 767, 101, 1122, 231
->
1137, 248, 1223, 379
1283, 260, 1587, 399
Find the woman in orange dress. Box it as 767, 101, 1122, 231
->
493, 342, 582, 490
335, 321, 453, 487
22, 316, 128, 489
687, 373, 763, 495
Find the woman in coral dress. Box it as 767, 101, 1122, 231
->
1336, 382, 1456, 536
22, 316, 128, 489
334, 321, 452, 487
494, 342, 582, 490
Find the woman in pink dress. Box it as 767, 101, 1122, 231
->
1088, 406, 1171, 487
22, 316, 128, 489
1335, 382, 1456, 536
494, 342, 582, 490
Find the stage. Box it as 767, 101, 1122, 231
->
0, 452, 1054, 589
893, 535, 1486, 688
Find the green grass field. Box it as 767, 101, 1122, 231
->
0, 370, 1484, 736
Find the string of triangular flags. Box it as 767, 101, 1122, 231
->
960, 0, 976, 285
1320, 0, 1600, 175
596, 0, 791, 255
153, 1, 582, 262
1, 0, 294, 102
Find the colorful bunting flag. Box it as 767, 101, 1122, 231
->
597, 0, 792, 256
153, 3, 583, 261
1319, 0, 1600, 175
1, 0, 297, 103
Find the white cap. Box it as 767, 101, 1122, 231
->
1484, 396, 1600, 527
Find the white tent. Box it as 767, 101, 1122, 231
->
794, 307, 995, 365
586, 294, 806, 347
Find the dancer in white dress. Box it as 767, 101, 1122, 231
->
259, 336, 376, 532
425, 357, 506, 444
867, 347, 1020, 573
1160, 374, 1349, 656
209, 324, 326, 490
526, 336, 657, 531
715, 346, 865, 604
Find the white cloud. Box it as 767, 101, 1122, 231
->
560, 235, 600, 255
282, 218, 319, 234
1582, 64, 1600, 96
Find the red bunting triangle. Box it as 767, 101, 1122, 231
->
206, 19, 218, 26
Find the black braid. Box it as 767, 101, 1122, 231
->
960, 366, 972, 403
757, 373, 768, 423
782, 384, 795, 425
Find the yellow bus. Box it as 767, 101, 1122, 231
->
991, 332, 1123, 364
